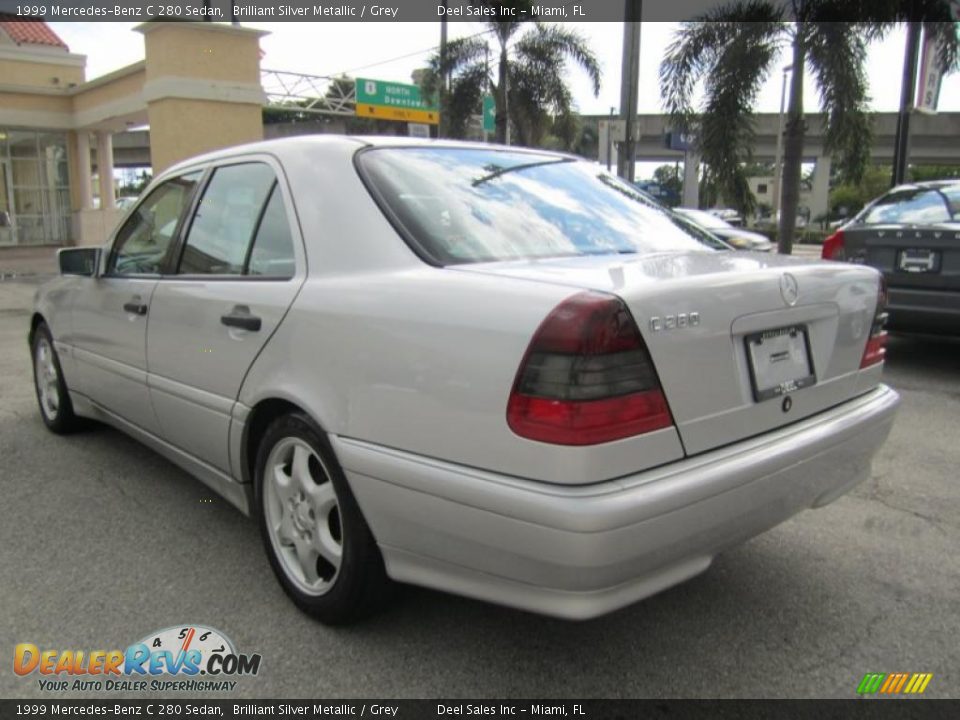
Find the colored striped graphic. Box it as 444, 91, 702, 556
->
857, 672, 933, 695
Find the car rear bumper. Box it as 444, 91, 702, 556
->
887, 287, 960, 334
334, 384, 900, 620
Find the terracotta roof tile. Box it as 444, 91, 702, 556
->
0, 16, 69, 50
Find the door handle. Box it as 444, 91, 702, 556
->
221, 306, 261, 332
123, 301, 148, 315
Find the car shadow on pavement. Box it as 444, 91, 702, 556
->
885, 333, 960, 379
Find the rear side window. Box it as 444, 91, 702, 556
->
940, 186, 960, 218
357, 147, 713, 265
247, 186, 296, 278
861, 189, 953, 225
179, 163, 277, 275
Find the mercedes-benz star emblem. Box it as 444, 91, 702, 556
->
780, 273, 799, 307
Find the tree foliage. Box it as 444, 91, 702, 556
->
421, 3, 601, 148
659, 0, 959, 254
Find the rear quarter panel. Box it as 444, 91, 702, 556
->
238, 268, 686, 484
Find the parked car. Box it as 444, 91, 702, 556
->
115, 196, 138, 212
706, 207, 744, 227
823, 180, 960, 335
31, 137, 899, 623
674, 207, 774, 252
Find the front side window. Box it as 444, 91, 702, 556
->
178, 163, 277, 275
358, 148, 715, 265
861, 189, 953, 225
110, 172, 201, 275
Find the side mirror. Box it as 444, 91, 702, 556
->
58, 247, 101, 277
0, 211, 10, 228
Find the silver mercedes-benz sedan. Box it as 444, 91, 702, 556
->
30, 137, 899, 623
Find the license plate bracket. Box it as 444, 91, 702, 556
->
898, 248, 940, 274
745, 325, 816, 402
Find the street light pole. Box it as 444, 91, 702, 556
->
617, 1, 642, 182
606, 106, 614, 172
439, 4, 448, 139
771, 64, 792, 218
892, 22, 922, 186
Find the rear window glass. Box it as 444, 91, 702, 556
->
357, 147, 720, 265
861, 188, 953, 225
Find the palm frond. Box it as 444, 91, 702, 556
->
421, 35, 491, 99
834, 0, 959, 70
514, 25, 602, 96
446, 62, 489, 139
660, 1, 783, 214
806, 21, 873, 183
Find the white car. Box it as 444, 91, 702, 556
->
31, 137, 899, 623
674, 207, 774, 252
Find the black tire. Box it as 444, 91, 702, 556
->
254, 411, 391, 624
31, 322, 81, 434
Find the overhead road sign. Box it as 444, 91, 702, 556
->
356, 77, 439, 125
482, 95, 496, 133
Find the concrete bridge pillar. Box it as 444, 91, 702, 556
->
810, 155, 831, 224
682, 152, 700, 208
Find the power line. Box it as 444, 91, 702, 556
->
329, 28, 493, 77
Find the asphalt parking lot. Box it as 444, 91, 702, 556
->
1, 273, 957, 700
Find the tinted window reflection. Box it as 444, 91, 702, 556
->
360, 148, 718, 265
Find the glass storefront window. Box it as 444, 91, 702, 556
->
0, 128, 71, 246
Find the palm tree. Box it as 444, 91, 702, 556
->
422, 5, 601, 147
659, 0, 957, 254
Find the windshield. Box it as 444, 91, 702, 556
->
358, 147, 721, 265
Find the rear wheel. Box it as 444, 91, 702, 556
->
254, 412, 390, 624
31, 323, 80, 434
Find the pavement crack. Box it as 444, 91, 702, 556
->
864, 494, 950, 535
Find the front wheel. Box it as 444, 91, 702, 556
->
254, 412, 391, 624
31, 323, 80, 434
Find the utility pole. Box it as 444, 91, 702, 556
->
892, 22, 922, 187
439, 5, 448, 139
771, 65, 792, 217
617, 1, 641, 182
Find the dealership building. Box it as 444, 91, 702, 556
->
0, 18, 266, 248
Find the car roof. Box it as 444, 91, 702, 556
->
888, 179, 960, 193
162, 135, 579, 177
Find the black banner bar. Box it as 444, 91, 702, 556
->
0, 0, 938, 22
2, 700, 960, 720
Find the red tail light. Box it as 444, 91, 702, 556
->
507, 292, 673, 445
822, 229, 845, 260
860, 276, 888, 368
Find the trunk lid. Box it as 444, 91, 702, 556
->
840, 224, 960, 292
456, 251, 883, 456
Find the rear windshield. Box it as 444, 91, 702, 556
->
357, 147, 724, 265
860, 188, 956, 225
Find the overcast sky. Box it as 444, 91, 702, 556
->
51, 21, 959, 116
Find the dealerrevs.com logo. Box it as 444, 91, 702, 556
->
14, 625, 262, 693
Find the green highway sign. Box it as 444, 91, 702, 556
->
482, 95, 496, 132
355, 77, 439, 124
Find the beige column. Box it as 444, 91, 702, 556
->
95, 131, 115, 210
810, 155, 832, 223
76, 130, 93, 211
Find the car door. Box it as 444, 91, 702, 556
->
146, 158, 305, 473
70, 171, 203, 434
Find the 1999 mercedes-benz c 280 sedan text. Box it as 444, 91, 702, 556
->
30, 137, 900, 623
